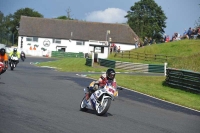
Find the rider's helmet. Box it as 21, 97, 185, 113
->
13, 48, 17, 53
0, 48, 6, 56
106, 68, 116, 80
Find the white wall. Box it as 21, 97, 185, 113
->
112, 43, 136, 51
0, 44, 6, 49
17, 36, 135, 58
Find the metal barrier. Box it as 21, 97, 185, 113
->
98, 58, 166, 74
51, 51, 84, 58
165, 68, 200, 93
85, 58, 92, 66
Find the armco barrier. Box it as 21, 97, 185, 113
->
165, 68, 200, 93
98, 58, 165, 74
85, 58, 92, 66
51, 51, 84, 58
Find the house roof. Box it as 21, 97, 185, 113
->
19, 16, 138, 44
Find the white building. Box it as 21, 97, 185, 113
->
18, 16, 138, 58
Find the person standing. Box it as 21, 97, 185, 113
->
117, 46, 121, 53
134, 37, 139, 48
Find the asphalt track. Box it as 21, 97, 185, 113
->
0, 57, 199, 133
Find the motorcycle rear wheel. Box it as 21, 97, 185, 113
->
96, 98, 111, 116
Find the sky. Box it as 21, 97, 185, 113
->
0, 0, 200, 38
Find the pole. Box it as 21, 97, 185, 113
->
164, 62, 167, 76
91, 52, 94, 67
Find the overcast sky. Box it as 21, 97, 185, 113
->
0, 0, 200, 38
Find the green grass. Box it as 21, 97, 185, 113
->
109, 39, 200, 71
87, 74, 200, 111
36, 39, 200, 111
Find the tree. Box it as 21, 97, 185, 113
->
125, 0, 167, 42
56, 7, 73, 20
0, 11, 13, 45
9, 8, 43, 44
56, 15, 73, 20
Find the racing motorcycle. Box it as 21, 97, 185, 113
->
0, 62, 4, 77
80, 81, 122, 116
20, 53, 25, 62
9, 55, 19, 70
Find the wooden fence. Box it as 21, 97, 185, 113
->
115, 51, 176, 62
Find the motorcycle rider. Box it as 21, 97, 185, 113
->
0, 48, 8, 75
20, 51, 26, 59
9, 48, 20, 66
85, 68, 117, 100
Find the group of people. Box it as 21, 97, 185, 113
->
164, 26, 200, 42
0, 48, 26, 75
134, 36, 155, 48
110, 43, 121, 53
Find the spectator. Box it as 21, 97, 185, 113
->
117, 46, 121, 53
166, 35, 170, 42
187, 27, 192, 39
163, 34, 167, 42
134, 37, 139, 48
191, 27, 199, 39
172, 33, 177, 41
149, 37, 153, 45
181, 29, 189, 39
143, 37, 148, 46
176, 33, 181, 40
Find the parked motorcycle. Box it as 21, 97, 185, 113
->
80, 81, 122, 116
20, 53, 25, 62
9, 55, 19, 70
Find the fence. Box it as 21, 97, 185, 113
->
51, 51, 84, 58
98, 58, 166, 74
85, 58, 92, 66
165, 68, 200, 93
114, 51, 176, 62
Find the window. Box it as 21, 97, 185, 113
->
53, 39, 61, 44
26, 37, 32, 41
33, 37, 38, 42
26, 37, 38, 42
76, 41, 84, 46
95, 47, 104, 53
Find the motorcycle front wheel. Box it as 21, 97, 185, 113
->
96, 98, 111, 116
10, 62, 14, 71
21, 57, 24, 62
80, 96, 88, 112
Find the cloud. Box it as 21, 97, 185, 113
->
85, 8, 127, 23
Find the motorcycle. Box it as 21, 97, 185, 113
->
20, 53, 25, 62
0, 62, 4, 75
9, 55, 19, 70
80, 81, 122, 116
